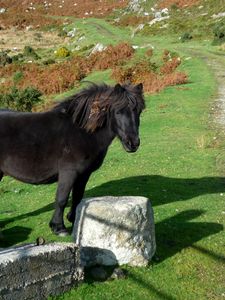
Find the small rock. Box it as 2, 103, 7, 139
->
110, 268, 126, 280
212, 12, 225, 19
0, 8, 6, 13
90, 43, 106, 54
36, 237, 45, 246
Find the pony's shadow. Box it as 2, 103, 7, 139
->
85, 175, 225, 206
0, 226, 32, 247
155, 209, 224, 262
2, 175, 225, 225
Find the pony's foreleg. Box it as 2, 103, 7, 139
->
49, 170, 77, 236
0, 171, 3, 181
67, 172, 91, 224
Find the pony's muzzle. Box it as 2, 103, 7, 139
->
123, 137, 140, 152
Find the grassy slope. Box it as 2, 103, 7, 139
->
0, 16, 225, 300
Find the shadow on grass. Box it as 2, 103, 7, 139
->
0, 175, 224, 254
155, 209, 223, 261
85, 175, 225, 206
0, 226, 32, 247
1, 175, 225, 225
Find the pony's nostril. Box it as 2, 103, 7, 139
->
135, 138, 140, 147
132, 138, 140, 148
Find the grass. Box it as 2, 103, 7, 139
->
1, 4, 225, 299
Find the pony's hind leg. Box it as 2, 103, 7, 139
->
49, 170, 77, 236
67, 172, 90, 224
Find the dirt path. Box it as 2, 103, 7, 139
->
186, 48, 225, 131
206, 54, 225, 129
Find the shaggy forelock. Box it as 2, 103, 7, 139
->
53, 82, 145, 132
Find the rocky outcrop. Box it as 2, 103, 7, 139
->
73, 196, 156, 267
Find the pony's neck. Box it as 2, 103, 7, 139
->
94, 123, 116, 150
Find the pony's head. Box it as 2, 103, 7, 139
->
110, 83, 145, 152
55, 82, 145, 152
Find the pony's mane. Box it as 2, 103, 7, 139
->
53, 82, 145, 132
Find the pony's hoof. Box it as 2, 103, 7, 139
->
57, 230, 69, 237
49, 221, 68, 236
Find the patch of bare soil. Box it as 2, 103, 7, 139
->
0, 0, 128, 29
0, 29, 69, 52
159, 0, 200, 8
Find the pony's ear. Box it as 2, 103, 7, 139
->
114, 83, 124, 93
135, 83, 143, 92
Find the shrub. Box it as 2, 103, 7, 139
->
23, 46, 40, 60
162, 49, 180, 62
111, 49, 188, 94
55, 47, 71, 58
11, 53, 24, 63
115, 15, 151, 27
180, 32, 193, 42
13, 71, 24, 85
58, 28, 68, 37
42, 59, 55, 65
111, 55, 157, 84
87, 43, 135, 71
145, 48, 153, 57
0, 51, 12, 66
111, 66, 134, 83
212, 21, 225, 45
0, 86, 42, 112
160, 57, 181, 74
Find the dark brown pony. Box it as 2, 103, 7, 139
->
0, 83, 145, 235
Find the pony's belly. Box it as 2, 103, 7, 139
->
2, 158, 58, 184
3, 170, 58, 185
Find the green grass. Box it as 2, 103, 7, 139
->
1, 7, 225, 299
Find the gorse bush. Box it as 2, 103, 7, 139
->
0, 87, 42, 112
55, 47, 71, 58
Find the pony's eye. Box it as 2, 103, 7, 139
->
115, 109, 122, 115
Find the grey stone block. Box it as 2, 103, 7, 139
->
72, 196, 156, 267
0, 243, 83, 300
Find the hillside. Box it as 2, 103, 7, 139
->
1, 0, 224, 102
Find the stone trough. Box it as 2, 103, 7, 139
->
0, 243, 83, 300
